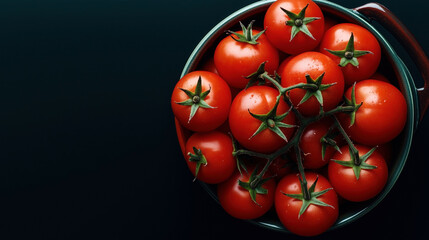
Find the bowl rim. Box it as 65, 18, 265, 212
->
177, 0, 416, 233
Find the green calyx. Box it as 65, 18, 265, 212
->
342, 83, 363, 127
320, 126, 342, 160
331, 146, 377, 180
175, 76, 215, 123
299, 72, 336, 107
230, 133, 248, 176
248, 96, 296, 142
325, 33, 373, 67
281, 4, 321, 41
238, 167, 272, 206
245, 61, 269, 89
282, 176, 334, 218
187, 147, 208, 181
228, 20, 266, 45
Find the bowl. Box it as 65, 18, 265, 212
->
174, 0, 429, 232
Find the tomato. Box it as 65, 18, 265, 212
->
275, 172, 338, 236
319, 23, 381, 87
217, 166, 276, 219
214, 25, 279, 89
185, 131, 236, 184
264, 0, 324, 55
229, 86, 296, 153
338, 79, 407, 146
281, 52, 344, 116
328, 145, 388, 202
171, 71, 231, 132
300, 119, 340, 169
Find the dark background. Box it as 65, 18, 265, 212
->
0, 0, 427, 239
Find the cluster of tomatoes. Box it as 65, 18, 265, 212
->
171, 0, 407, 236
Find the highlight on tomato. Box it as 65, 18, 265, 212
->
185, 131, 236, 184
319, 23, 381, 86
214, 21, 279, 89
171, 71, 231, 132
264, 0, 325, 55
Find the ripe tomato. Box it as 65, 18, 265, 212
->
275, 172, 338, 236
281, 52, 344, 116
319, 23, 381, 86
264, 0, 324, 55
217, 166, 276, 219
277, 55, 294, 77
338, 79, 407, 146
300, 119, 340, 169
214, 27, 279, 89
171, 71, 231, 132
328, 145, 388, 202
229, 86, 296, 153
185, 131, 236, 184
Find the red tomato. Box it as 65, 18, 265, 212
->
217, 166, 276, 219
338, 79, 407, 146
275, 172, 338, 236
171, 71, 231, 132
185, 131, 236, 184
281, 52, 344, 116
319, 23, 381, 87
229, 86, 296, 153
328, 145, 388, 202
323, 15, 339, 33
264, 0, 324, 55
300, 119, 339, 169
214, 29, 279, 89
277, 55, 294, 77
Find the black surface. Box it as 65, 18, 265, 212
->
0, 0, 428, 239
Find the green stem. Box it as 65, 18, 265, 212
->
234, 149, 270, 159
294, 146, 310, 200
333, 116, 360, 165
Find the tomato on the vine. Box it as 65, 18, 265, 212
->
171, 71, 231, 132
264, 0, 325, 55
229, 86, 296, 153
185, 131, 236, 184
300, 119, 341, 169
338, 79, 407, 146
275, 172, 338, 236
217, 166, 276, 219
214, 22, 279, 89
319, 23, 381, 86
281, 51, 344, 116
328, 144, 388, 202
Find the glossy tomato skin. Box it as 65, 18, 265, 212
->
275, 172, 339, 236
217, 166, 276, 219
281, 52, 344, 116
319, 23, 381, 86
171, 71, 231, 132
328, 145, 388, 202
214, 30, 279, 89
300, 119, 337, 169
264, 0, 324, 55
338, 79, 407, 146
185, 131, 236, 184
229, 86, 296, 153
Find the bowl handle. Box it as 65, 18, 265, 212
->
354, 2, 429, 122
